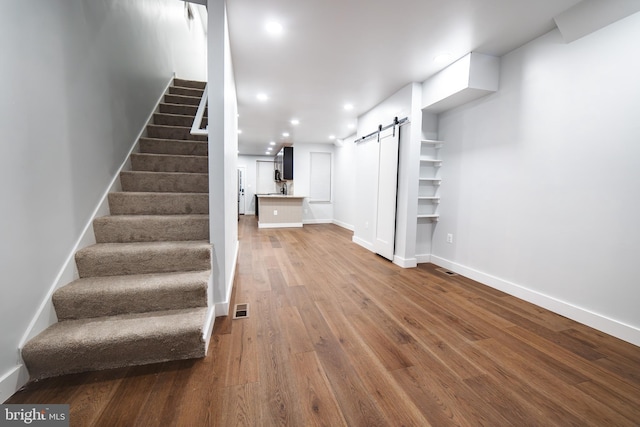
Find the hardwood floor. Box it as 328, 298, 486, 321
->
7, 215, 640, 426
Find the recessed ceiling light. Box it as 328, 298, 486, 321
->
329, 135, 336, 140
267, 147, 273, 151
282, 132, 290, 137
344, 103, 354, 111
237, 129, 243, 134
348, 123, 355, 129
433, 53, 452, 64
265, 151, 270, 155
265, 21, 283, 35
256, 93, 269, 102
290, 119, 299, 125
269, 141, 276, 146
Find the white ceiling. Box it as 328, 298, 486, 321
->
226, 0, 583, 156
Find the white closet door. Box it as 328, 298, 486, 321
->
374, 130, 400, 261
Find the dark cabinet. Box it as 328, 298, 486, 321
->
275, 146, 293, 181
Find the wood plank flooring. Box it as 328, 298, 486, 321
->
7, 215, 640, 426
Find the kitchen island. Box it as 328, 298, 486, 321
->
256, 195, 305, 228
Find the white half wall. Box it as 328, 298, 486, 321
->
207, 0, 238, 317
434, 12, 640, 345
0, 0, 208, 400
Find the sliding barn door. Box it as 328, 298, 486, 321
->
374, 130, 400, 261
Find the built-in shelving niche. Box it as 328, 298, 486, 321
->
417, 139, 442, 222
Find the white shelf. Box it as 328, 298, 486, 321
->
419, 157, 442, 164
421, 139, 444, 149
417, 214, 440, 220
418, 196, 440, 203
418, 139, 443, 224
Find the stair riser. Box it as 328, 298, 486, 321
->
146, 125, 207, 141
53, 277, 208, 320
108, 193, 208, 215
169, 86, 204, 98
174, 78, 206, 90
139, 138, 208, 156
159, 103, 198, 116
94, 216, 209, 243
76, 245, 211, 277
120, 172, 208, 193
164, 94, 200, 106
154, 113, 194, 127
131, 154, 208, 174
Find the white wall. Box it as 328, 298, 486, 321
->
0, 0, 208, 398
333, 136, 358, 230
238, 155, 276, 214
433, 12, 640, 344
294, 144, 335, 224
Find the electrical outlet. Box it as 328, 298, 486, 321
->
446, 233, 453, 244
273, 210, 278, 216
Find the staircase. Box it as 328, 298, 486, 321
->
22, 78, 211, 381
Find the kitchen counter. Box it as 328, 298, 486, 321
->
256, 195, 305, 228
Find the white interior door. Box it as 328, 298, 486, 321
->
374, 130, 400, 261
237, 167, 246, 215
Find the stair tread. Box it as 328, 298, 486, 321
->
78, 240, 211, 255
56, 270, 210, 297
108, 192, 209, 215
120, 171, 208, 193
174, 78, 206, 89
147, 124, 198, 130
53, 271, 209, 320
26, 307, 207, 345
121, 170, 208, 177
155, 112, 197, 119
131, 152, 208, 160
139, 137, 208, 145
22, 308, 207, 379
96, 213, 209, 220
110, 191, 208, 196
93, 214, 209, 243
164, 93, 202, 101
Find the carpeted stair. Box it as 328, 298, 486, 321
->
22, 78, 211, 380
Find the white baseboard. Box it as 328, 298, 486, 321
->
352, 236, 374, 252
213, 240, 239, 318
10, 74, 176, 397
393, 255, 417, 268
430, 255, 640, 347
258, 222, 303, 229
0, 365, 29, 404
332, 219, 354, 231
303, 219, 333, 225
416, 254, 431, 264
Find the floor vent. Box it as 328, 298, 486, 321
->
232, 303, 249, 319
436, 268, 458, 276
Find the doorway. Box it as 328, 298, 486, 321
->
237, 166, 246, 215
